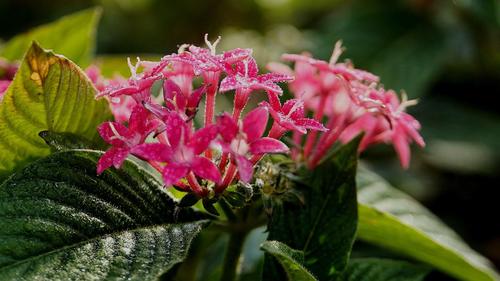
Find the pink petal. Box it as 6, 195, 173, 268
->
223, 48, 252, 64
187, 85, 207, 109
188, 125, 219, 154
163, 112, 186, 149
249, 137, 289, 155
266, 91, 282, 111
243, 107, 268, 143
393, 126, 411, 169
130, 143, 172, 162
217, 113, 238, 142
191, 156, 221, 184
97, 146, 129, 174
219, 76, 239, 92
295, 118, 328, 131
128, 105, 154, 135
258, 73, 294, 83
235, 155, 253, 183
164, 79, 187, 110
235, 57, 259, 77
162, 163, 189, 186
98, 122, 129, 146
282, 99, 305, 119
256, 82, 283, 94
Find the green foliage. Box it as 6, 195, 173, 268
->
0, 150, 208, 280
318, 1, 447, 99
263, 137, 360, 280
0, 223, 205, 281
39, 130, 107, 151
0, 43, 112, 179
0, 8, 101, 67
357, 167, 500, 281
341, 258, 430, 281
260, 241, 317, 281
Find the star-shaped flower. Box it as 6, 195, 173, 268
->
219, 57, 293, 95
97, 105, 158, 174
131, 112, 221, 186
216, 107, 289, 182
261, 99, 327, 135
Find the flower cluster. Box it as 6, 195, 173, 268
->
95, 37, 424, 197
95, 35, 323, 197
268, 41, 425, 169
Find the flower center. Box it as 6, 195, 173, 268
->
174, 146, 194, 163
230, 137, 250, 156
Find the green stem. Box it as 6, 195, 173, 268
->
220, 231, 248, 281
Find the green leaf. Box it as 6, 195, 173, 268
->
0, 8, 101, 67
357, 167, 500, 281
341, 258, 430, 281
263, 137, 360, 280
261, 241, 317, 281
39, 130, 106, 151
0, 223, 205, 281
0, 149, 208, 280
0, 42, 112, 179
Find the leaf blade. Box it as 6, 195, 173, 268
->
264, 138, 361, 280
0, 150, 207, 280
0, 8, 101, 66
0, 222, 205, 281
341, 258, 430, 281
357, 167, 500, 281
261, 241, 317, 281
0, 43, 112, 179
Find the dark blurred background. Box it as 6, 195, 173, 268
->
1, 0, 499, 279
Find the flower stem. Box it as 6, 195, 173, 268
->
220, 230, 247, 281
204, 92, 216, 159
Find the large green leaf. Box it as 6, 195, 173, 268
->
0, 8, 101, 67
341, 258, 430, 281
0, 149, 207, 280
0, 42, 112, 179
0, 223, 204, 280
357, 167, 500, 281
261, 241, 317, 281
263, 138, 360, 280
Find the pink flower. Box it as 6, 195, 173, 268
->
162, 79, 206, 120
340, 90, 425, 168
167, 35, 252, 76
281, 42, 378, 83
220, 57, 293, 95
131, 112, 221, 186
261, 98, 327, 135
109, 95, 137, 123
216, 107, 289, 182
96, 58, 162, 102
97, 105, 158, 174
